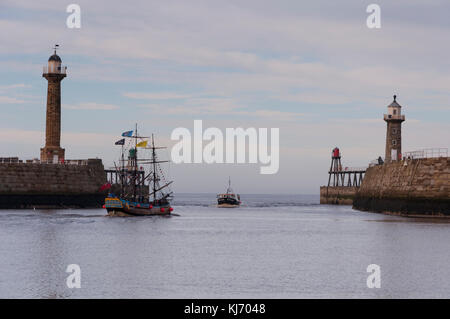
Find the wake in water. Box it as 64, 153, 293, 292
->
172, 202, 321, 208
171, 193, 320, 208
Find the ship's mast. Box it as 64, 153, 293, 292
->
152, 134, 157, 201
121, 142, 124, 197
227, 176, 232, 194
133, 123, 138, 202
120, 131, 172, 203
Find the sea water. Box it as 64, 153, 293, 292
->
0, 193, 449, 298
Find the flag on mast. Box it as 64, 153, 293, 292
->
115, 138, 125, 145
136, 140, 148, 148
122, 130, 133, 137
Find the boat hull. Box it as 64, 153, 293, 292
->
106, 207, 170, 217
105, 197, 171, 216
217, 198, 240, 208
217, 203, 240, 208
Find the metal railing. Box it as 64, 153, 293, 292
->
63, 159, 89, 165
0, 157, 20, 164
369, 158, 385, 167
383, 114, 405, 121
343, 166, 367, 172
0, 158, 89, 165
330, 166, 367, 172
403, 148, 448, 159
43, 65, 67, 74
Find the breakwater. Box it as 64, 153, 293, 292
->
0, 159, 107, 209
320, 186, 358, 205
353, 157, 449, 216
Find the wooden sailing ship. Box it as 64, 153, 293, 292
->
105, 126, 173, 216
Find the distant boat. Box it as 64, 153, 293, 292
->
105, 125, 173, 216
217, 177, 241, 208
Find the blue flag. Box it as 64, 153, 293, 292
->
122, 130, 133, 137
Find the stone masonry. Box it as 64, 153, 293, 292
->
320, 186, 358, 205
0, 159, 107, 208
40, 51, 66, 162
353, 157, 450, 216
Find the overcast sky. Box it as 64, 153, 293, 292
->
0, 0, 449, 193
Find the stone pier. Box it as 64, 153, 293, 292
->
353, 157, 450, 216
320, 186, 359, 205
0, 159, 107, 209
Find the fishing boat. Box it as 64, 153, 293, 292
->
104, 126, 173, 216
217, 177, 241, 207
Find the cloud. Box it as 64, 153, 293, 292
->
123, 92, 192, 100
0, 84, 31, 104
0, 0, 449, 192
137, 95, 303, 121
0, 96, 26, 104
2, 1, 449, 116
0, 84, 30, 91
63, 102, 120, 110
0, 83, 32, 104
0, 128, 42, 144
273, 92, 353, 105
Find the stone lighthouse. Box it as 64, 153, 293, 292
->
384, 95, 405, 162
40, 47, 67, 163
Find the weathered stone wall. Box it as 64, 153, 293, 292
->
320, 186, 358, 205
41, 73, 66, 162
0, 159, 107, 208
385, 120, 403, 162
353, 157, 449, 216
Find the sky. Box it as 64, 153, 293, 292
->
0, 0, 449, 194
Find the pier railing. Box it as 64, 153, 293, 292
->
0, 157, 20, 163
403, 148, 448, 159
0, 157, 89, 165
329, 166, 367, 172
342, 166, 367, 172
369, 157, 385, 167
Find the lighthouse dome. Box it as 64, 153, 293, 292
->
388, 95, 401, 108
48, 53, 62, 62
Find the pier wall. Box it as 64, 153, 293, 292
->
353, 157, 449, 216
0, 159, 107, 209
320, 186, 358, 205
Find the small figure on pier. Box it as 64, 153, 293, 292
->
377, 156, 384, 165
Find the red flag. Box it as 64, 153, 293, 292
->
99, 183, 111, 191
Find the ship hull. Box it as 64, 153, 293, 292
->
106, 207, 170, 217
217, 197, 240, 208
217, 203, 240, 208
105, 197, 171, 217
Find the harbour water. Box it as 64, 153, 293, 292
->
0, 193, 449, 298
